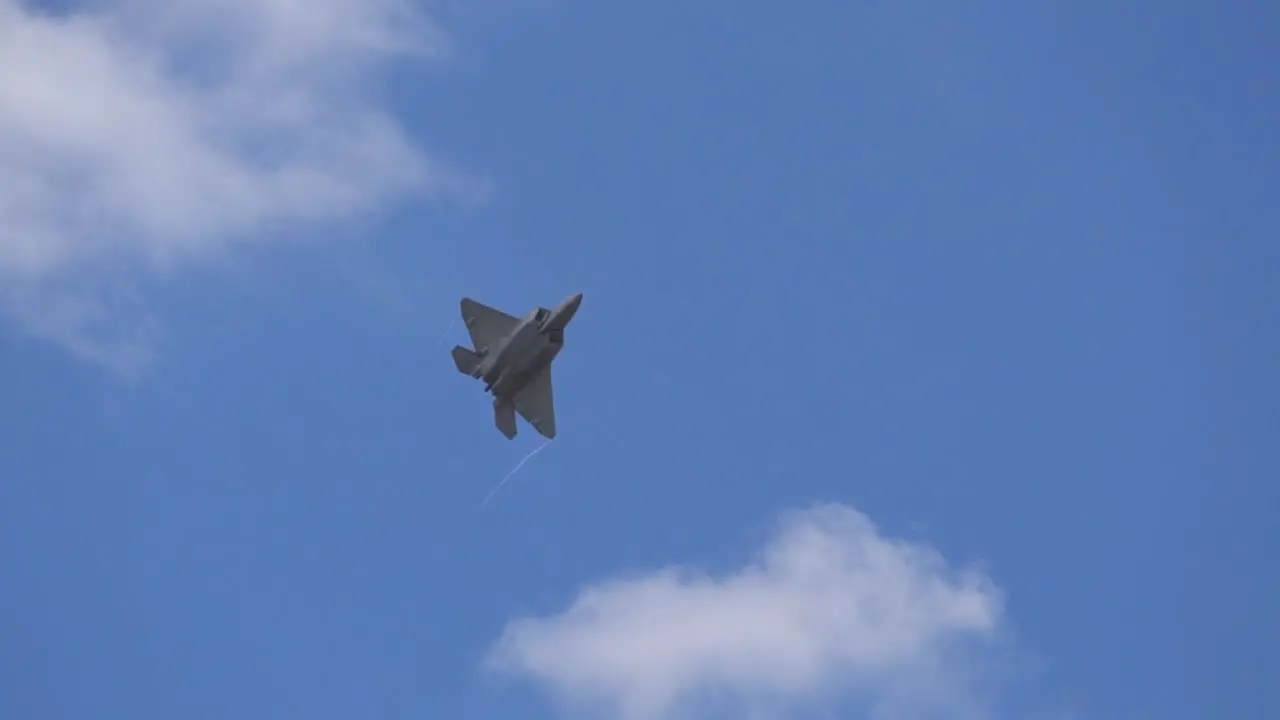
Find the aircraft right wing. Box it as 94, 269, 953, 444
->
460, 298, 520, 353
514, 367, 556, 439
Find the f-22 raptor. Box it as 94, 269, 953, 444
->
451, 292, 583, 439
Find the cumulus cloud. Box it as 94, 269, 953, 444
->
487, 504, 1005, 719
0, 0, 482, 372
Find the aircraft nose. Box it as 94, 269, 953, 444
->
547, 292, 583, 329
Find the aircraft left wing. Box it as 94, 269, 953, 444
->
460, 298, 520, 353
514, 367, 556, 439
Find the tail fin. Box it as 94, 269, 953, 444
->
451, 345, 482, 376
494, 398, 517, 439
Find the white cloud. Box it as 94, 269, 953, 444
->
0, 0, 482, 372
487, 504, 1005, 719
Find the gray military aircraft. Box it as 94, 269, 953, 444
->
450, 292, 584, 439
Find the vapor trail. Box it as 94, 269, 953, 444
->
480, 440, 552, 508
433, 317, 457, 348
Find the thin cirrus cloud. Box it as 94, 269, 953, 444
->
0, 0, 483, 372
487, 504, 1006, 719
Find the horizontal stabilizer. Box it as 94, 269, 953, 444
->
494, 398, 517, 439
451, 346, 482, 376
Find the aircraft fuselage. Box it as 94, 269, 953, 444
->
451, 291, 582, 440
475, 293, 580, 401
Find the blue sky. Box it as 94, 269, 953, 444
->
2, 1, 1277, 719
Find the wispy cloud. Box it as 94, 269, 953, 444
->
0, 0, 484, 373
487, 504, 1006, 719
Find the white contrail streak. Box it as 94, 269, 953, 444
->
433, 317, 457, 348
480, 440, 552, 508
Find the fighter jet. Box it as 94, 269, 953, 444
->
450, 292, 584, 439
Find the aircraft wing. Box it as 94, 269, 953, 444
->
514, 367, 556, 439
460, 298, 520, 352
